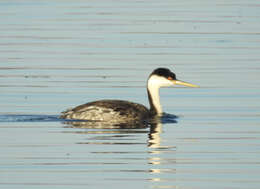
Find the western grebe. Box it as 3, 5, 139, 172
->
60, 68, 198, 124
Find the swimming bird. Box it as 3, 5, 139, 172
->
60, 68, 198, 125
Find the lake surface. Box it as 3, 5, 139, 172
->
1, 0, 260, 188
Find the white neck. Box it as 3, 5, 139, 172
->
147, 75, 163, 115
147, 75, 174, 115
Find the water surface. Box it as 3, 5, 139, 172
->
1, 0, 260, 188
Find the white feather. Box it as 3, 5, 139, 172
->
147, 75, 175, 114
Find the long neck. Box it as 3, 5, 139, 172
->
147, 77, 163, 115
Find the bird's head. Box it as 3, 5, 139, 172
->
148, 68, 199, 88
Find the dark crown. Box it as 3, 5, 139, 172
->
151, 68, 176, 80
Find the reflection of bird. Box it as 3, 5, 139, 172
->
60, 68, 198, 124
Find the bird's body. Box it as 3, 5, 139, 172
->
61, 99, 150, 124
60, 68, 198, 125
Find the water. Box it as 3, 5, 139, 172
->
1, 0, 260, 188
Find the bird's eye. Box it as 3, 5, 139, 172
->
167, 76, 173, 80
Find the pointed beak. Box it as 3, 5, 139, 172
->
173, 80, 199, 88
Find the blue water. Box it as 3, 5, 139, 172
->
0, 115, 61, 122
1, 0, 260, 188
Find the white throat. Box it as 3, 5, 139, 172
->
147, 75, 174, 115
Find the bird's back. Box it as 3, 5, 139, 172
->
60, 99, 150, 124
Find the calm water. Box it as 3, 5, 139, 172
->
1, 0, 260, 188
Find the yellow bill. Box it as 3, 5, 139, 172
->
174, 80, 199, 88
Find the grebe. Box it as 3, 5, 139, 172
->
60, 68, 198, 124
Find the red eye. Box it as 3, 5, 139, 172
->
168, 77, 173, 80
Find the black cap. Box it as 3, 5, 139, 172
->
151, 68, 176, 80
